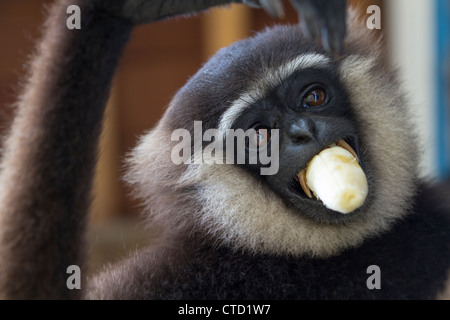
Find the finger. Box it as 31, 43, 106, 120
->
259, 0, 285, 18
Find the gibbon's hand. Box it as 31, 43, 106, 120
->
104, 0, 347, 55
245, 0, 347, 54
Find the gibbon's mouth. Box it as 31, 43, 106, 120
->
288, 136, 368, 215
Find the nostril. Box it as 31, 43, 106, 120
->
288, 118, 315, 144
291, 135, 312, 144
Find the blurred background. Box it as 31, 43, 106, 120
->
0, 0, 448, 225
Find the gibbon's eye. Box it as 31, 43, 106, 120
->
302, 87, 327, 108
252, 126, 271, 148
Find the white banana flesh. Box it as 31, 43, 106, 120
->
298, 142, 368, 214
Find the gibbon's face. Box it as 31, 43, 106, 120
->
127, 21, 419, 257
226, 60, 362, 224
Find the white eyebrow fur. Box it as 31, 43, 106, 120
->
219, 53, 330, 132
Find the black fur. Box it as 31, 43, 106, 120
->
140, 182, 450, 300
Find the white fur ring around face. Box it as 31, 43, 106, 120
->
298, 144, 369, 214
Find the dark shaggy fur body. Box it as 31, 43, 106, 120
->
88, 182, 450, 300
183, 182, 450, 300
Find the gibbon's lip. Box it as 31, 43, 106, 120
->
292, 136, 364, 202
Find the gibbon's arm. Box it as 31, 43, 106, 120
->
0, 0, 347, 300
116, 0, 347, 54
0, 0, 132, 300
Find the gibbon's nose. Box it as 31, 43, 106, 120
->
287, 117, 316, 144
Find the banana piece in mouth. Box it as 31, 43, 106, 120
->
297, 140, 368, 214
